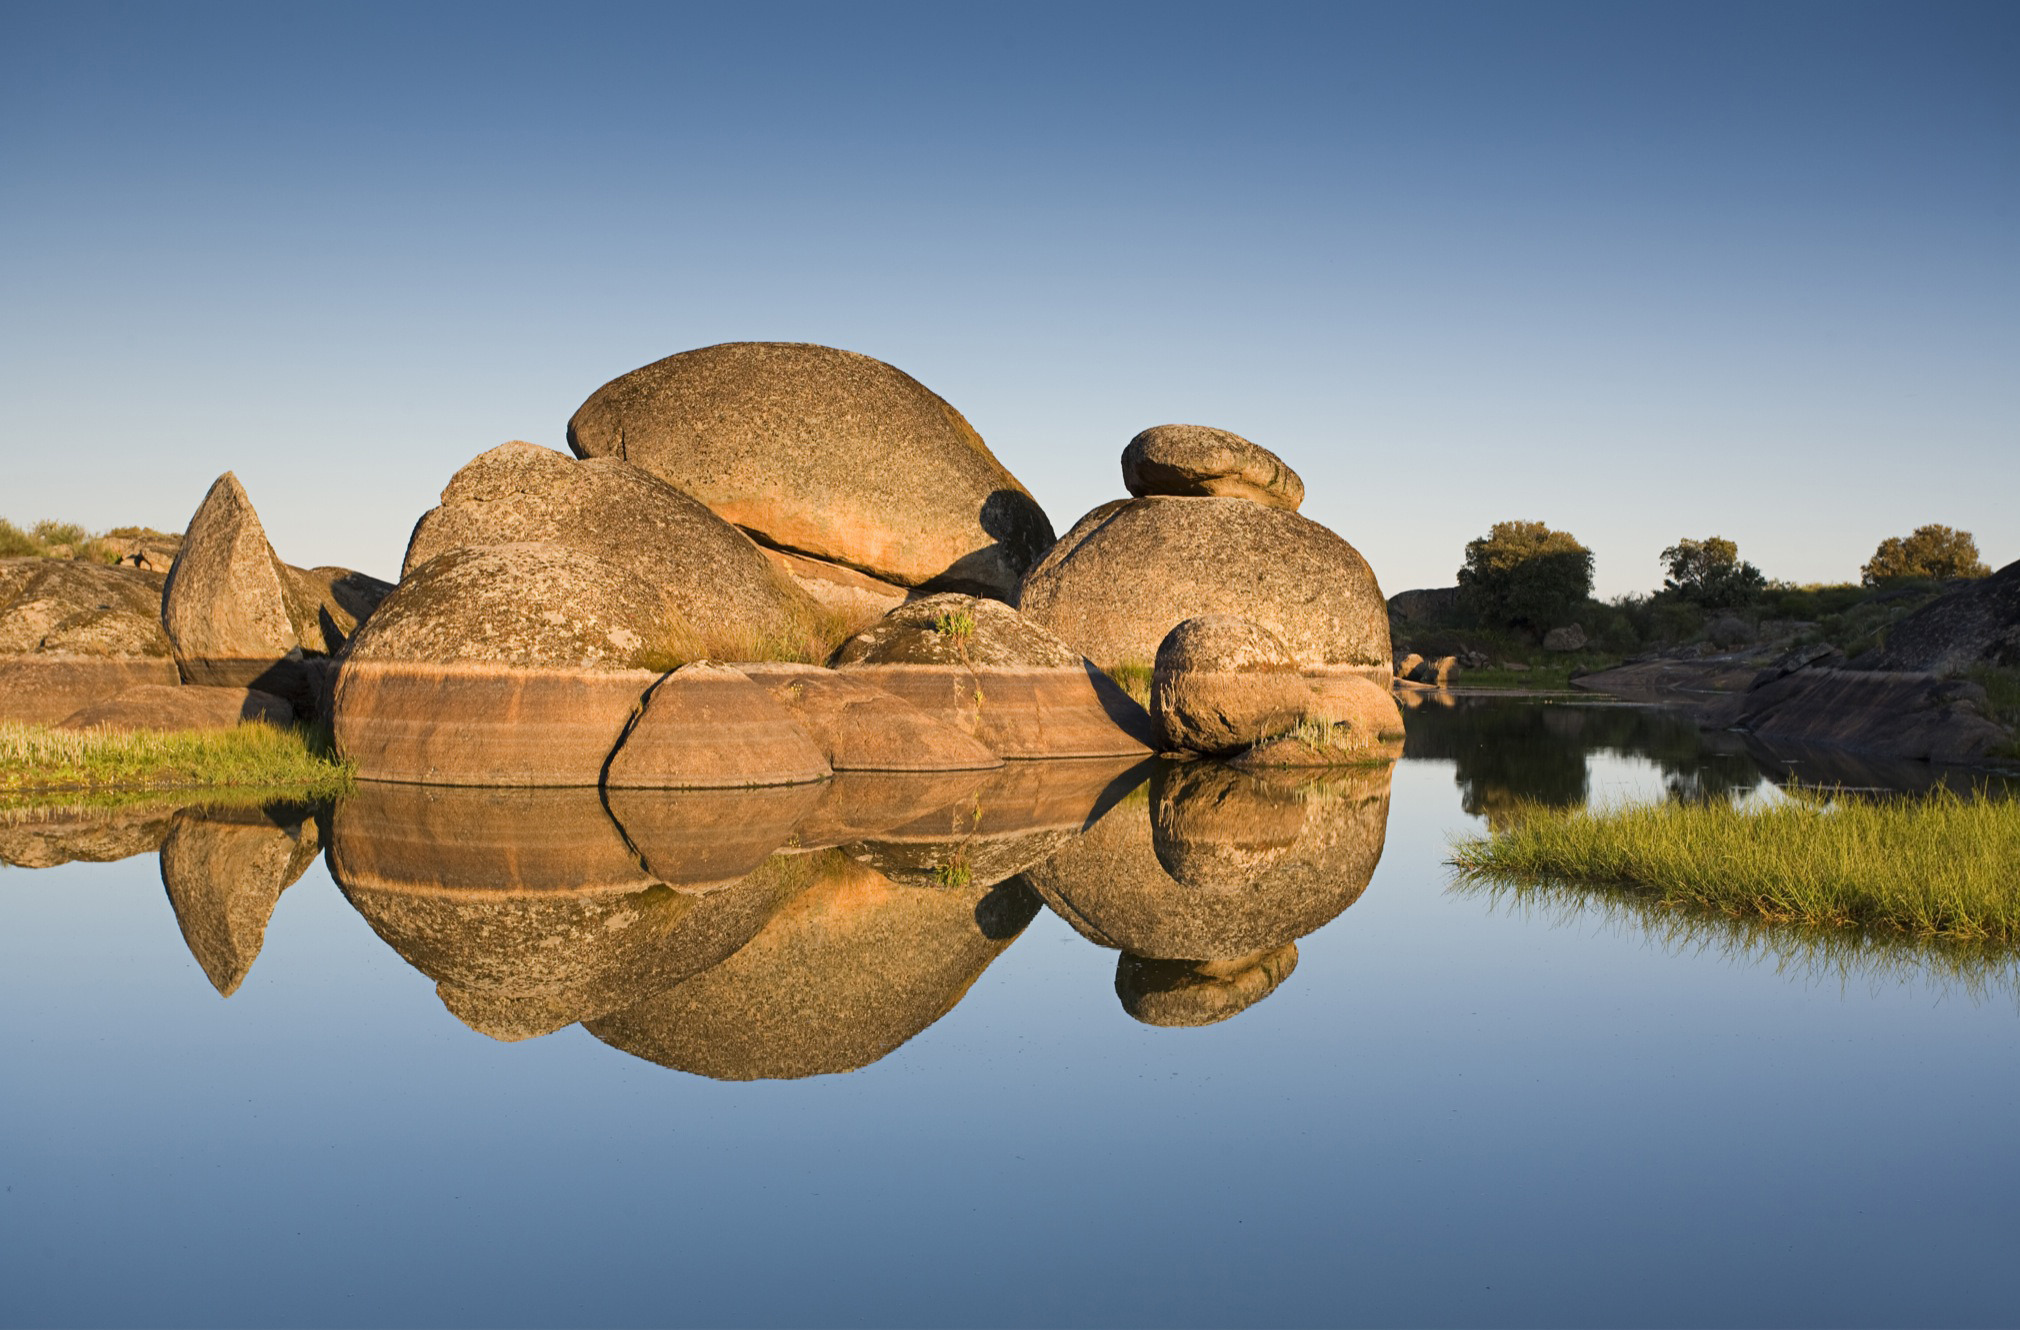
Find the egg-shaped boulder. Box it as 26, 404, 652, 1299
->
566, 342, 1054, 600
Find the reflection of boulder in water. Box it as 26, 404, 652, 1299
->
1024, 760, 1390, 961
841, 757, 1148, 888
0, 801, 179, 868
326, 783, 811, 1040
788, 769, 996, 850
605, 783, 824, 885
1116, 944, 1298, 1027
586, 851, 1040, 1079
160, 802, 322, 996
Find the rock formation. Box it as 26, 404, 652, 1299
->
1150, 615, 1312, 754
1020, 430, 1389, 673
161, 473, 390, 709
604, 663, 833, 789
1859, 558, 2020, 674
0, 558, 179, 722
56, 684, 293, 733
567, 342, 1055, 603
159, 803, 322, 996
833, 593, 1156, 758
736, 662, 1003, 772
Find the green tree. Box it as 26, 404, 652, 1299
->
1456, 520, 1594, 633
1861, 525, 1990, 585
1660, 536, 1765, 609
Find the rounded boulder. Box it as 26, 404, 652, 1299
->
1122, 424, 1304, 511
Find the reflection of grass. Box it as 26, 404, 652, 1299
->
1452, 873, 2020, 1004
0, 721, 353, 796
1450, 789, 2020, 944
1104, 661, 1153, 709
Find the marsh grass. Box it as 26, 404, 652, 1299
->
1449, 789, 2020, 944
0, 721, 353, 796
1104, 661, 1153, 709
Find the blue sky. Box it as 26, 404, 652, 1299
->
3, 1, 2014, 596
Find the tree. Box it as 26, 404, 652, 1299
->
1456, 520, 1593, 633
1861, 525, 1990, 585
1660, 536, 1765, 609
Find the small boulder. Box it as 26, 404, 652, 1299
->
1121, 425, 1303, 511
1150, 615, 1310, 755
1019, 496, 1390, 672
56, 684, 293, 733
1542, 624, 1587, 653
833, 594, 1156, 758
1393, 652, 1424, 680
1407, 655, 1457, 686
567, 342, 1055, 600
603, 663, 832, 790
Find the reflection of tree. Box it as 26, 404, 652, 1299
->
1402, 698, 1763, 824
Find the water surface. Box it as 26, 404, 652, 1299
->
4, 697, 2015, 1328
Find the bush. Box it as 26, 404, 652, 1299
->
1660, 536, 1765, 609
1456, 520, 1593, 634
1862, 525, 1990, 585
0, 519, 39, 558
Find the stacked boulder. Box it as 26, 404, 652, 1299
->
567, 342, 1056, 615
1020, 425, 1391, 680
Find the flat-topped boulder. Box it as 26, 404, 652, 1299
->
736, 662, 1001, 772
604, 663, 832, 790
403, 442, 827, 659
1122, 424, 1303, 511
1019, 496, 1390, 673
162, 473, 390, 707
0, 558, 179, 722
55, 683, 292, 733
567, 342, 1054, 600
833, 594, 1156, 758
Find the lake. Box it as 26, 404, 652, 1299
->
3, 696, 2015, 1328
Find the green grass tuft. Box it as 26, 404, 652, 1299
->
1103, 661, 1153, 709
932, 609, 976, 641
0, 721, 353, 796
1449, 788, 2020, 944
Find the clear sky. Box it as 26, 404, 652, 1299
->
3, 1, 2014, 596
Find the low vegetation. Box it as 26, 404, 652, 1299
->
1450, 788, 2020, 944
0, 721, 353, 796
0, 516, 177, 564
1104, 661, 1154, 708
644, 599, 874, 670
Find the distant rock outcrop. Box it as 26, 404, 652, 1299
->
567, 342, 1055, 602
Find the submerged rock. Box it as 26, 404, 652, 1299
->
567, 342, 1055, 600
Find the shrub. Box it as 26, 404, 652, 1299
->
1660, 536, 1765, 609
1456, 520, 1594, 634
1862, 525, 1990, 585
0, 518, 39, 557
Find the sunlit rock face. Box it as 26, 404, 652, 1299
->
736, 662, 1002, 773
0, 558, 180, 723
326, 783, 813, 1040
159, 803, 322, 997
1024, 760, 1392, 963
586, 851, 1040, 1081
567, 342, 1055, 601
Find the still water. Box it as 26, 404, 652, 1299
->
3, 697, 2015, 1328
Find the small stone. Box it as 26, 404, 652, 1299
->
1543, 624, 1587, 653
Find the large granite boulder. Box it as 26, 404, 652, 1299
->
832, 594, 1156, 758
585, 850, 1040, 1080
1122, 425, 1303, 511
1019, 496, 1390, 673
1151, 615, 1311, 755
736, 662, 1002, 772
566, 342, 1054, 601
160, 803, 321, 997
0, 558, 179, 722
402, 442, 828, 660
332, 543, 669, 785
161, 473, 390, 707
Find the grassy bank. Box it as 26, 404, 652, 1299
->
1450, 790, 2020, 944
0, 721, 353, 796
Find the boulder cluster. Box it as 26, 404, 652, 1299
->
4, 341, 1405, 785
